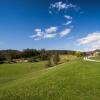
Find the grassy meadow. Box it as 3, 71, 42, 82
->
91, 56, 100, 60
60, 55, 77, 62
0, 61, 47, 88
0, 56, 100, 100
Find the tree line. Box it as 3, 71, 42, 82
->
0, 49, 85, 64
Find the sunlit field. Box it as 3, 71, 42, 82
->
0, 59, 100, 100
0, 0, 100, 99
91, 56, 100, 60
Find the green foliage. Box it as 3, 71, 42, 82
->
46, 52, 60, 67
91, 55, 100, 60
0, 49, 78, 64
75, 51, 84, 57
53, 52, 60, 65
98, 52, 100, 56
0, 54, 5, 64
46, 56, 53, 67
60, 55, 77, 62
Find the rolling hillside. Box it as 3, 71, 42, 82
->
91, 56, 100, 60
0, 59, 100, 100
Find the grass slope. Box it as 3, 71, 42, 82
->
0, 60, 100, 100
0, 62, 46, 87
91, 56, 100, 60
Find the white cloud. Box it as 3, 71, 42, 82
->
34, 28, 41, 33
77, 32, 100, 51
45, 27, 58, 33
30, 27, 72, 40
50, 1, 67, 11
88, 40, 100, 50
77, 32, 100, 45
30, 1, 81, 41
91, 43, 100, 50
30, 28, 43, 40
50, 1, 79, 12
82, 42, 100, 51
44, 34, 56, 38
30, 28, 44, 40
60, 28, 71, 37
64, 15, 72, 20
30, 27, 57, 40
63, 20, 72, 25
34, 38, 41, 41
63, 15, 72, 26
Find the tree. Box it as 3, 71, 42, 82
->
39, 49, 47, 60
98, 52, 100, 56
0, 54, 5, 64
21, 49, 40, 58
53, 52, 60, 65
75, 51, 83, 57
46, 56, 52, 67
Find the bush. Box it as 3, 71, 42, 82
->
75, 51, 83, 57
0, 61, 4, 64
46, 56, 53, 67
53, 52, 60, 65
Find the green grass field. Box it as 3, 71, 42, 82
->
91, 56, 100, 60
0, 58, 100, 100
0, 62, 47, 87
60, 55, 77, 62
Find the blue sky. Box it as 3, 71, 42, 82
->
0, 0, 100, 51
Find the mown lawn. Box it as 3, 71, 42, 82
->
0, 59, 100, 100
60, 55, 77, 62
91, 56, 100, 60
0, 61, 47, 87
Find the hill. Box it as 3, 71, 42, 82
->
0, 59, 100, 100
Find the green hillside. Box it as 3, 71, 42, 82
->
91, 56, 100, 60
0, 59, 100, 100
